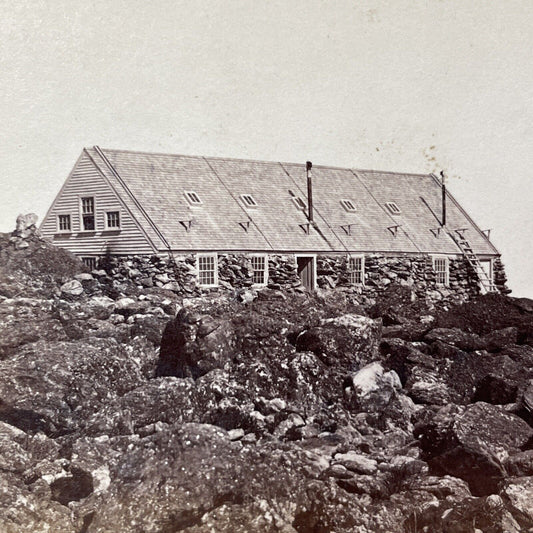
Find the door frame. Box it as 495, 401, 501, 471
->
295, 254, 317, 290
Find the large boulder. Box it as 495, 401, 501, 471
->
157, 308, 236, 378
0, 338, 152, 436
500, 476, 533, 526
0, 298, 67, 358
345, 361, 415, 430
14, 213, 39, 234
416, 402, 533, 495
84, 377, 197, 436
424, 327, 484, 352
295, 314, 381, 369
79, 423, 309, 533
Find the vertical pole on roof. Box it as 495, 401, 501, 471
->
440, 170, 446, 227
306, 161, 313, 223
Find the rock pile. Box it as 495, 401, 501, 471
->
9, 213, 40, 249
0, 231, 531, 532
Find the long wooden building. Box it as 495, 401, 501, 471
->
40, 146, 505, 297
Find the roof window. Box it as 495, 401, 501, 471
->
184, 191, 202, 205
340, 199, 357, 212
385, 202, 401, 215
292, 196, 307, 211
240, 194, 258, 208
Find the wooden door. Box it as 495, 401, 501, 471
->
297, 256, 315, 290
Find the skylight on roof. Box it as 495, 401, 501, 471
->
291, 196, 307, 211
184, 191, 202, 205
340, 199, 357, 212
241, 194, 258, 208
385, 202, 401, 215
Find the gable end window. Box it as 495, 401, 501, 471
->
197, 254, 218, 287
241, 194, 258, 208
106, 211, 120, 229
385, 202, 401, 215
250, 255, 268, 285
185, 191, 202, 206
340, 199, 357, 212
348, 256, 364, 285
57, 214, 71, 232
433, 256, 449, 286
80, 197, 95, 231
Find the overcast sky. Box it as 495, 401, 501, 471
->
1, 0, 532, 297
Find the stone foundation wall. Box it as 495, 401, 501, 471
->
95, 252, 507, 302
316, 254, 483, 305
97, 253, 301, 297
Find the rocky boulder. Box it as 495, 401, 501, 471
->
0, 337, 155, 437
295, 314, 381, 369
157, 307, 236, 378
416, 402, 533, 495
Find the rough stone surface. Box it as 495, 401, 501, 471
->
0, 231, 530, 533
416, 402, 533, 496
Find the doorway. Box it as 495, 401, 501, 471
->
296, 255, 316, 290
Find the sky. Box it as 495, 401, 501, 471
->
1, 0, 532, 297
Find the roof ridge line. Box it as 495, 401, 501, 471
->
84, 146, 430, 176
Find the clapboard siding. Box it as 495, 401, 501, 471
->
41, 153, 156, 255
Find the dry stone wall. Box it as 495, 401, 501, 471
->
94, 252, 507, 303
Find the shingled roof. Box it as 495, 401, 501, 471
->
83, 147, 499, 256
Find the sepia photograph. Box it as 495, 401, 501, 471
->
1, 1, 532, 531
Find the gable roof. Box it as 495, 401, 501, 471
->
82, 146, 499, 256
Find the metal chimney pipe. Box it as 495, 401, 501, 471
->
306, 161, 313, 223
440, 170, 446, 227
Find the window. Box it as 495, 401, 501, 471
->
184, 191, 202, 205
106, 211, 120, 229
81, 197, 95, 230
292, 196, 307, 210
81, 257, 97, 270
433, 256, 449, 286
340, 199, 357, 212
197, 254, 217, 286
348, 256, 364, 285
250, 255, 268, 285
385, 202, 401, 215
57, 214, 71, 232
241, 194, 258, 208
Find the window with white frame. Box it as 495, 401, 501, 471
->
184, 191, 202, 206
197, 254, 217, 286
250, 255, 268, 285
106, 211, 120, 229
433, 256, 449, 285
81, 197, 95, 230
57, 214, 71, 232
348, 256, 364, 284
241, 194, 258, 208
